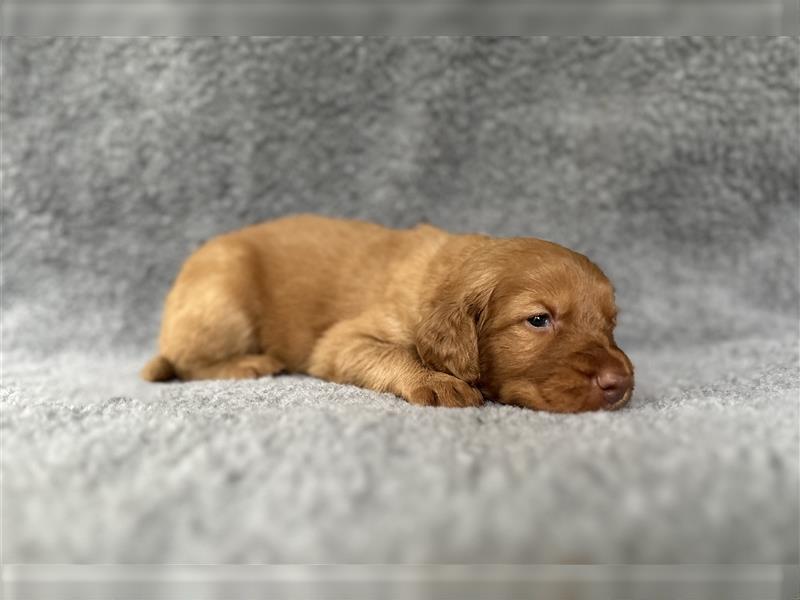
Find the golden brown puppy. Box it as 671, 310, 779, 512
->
142, 214, 633, 412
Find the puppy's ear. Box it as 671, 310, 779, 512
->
415, 273, 493, 384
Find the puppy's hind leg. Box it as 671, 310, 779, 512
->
164, 301, 285, 381
157, 238, 283, 382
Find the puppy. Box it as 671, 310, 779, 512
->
142, 214, 633, 412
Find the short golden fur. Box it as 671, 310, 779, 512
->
142, 214, 633, 412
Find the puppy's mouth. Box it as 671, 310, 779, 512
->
540, 380, 633, 413
606, 388, 633, 411
488, 379, 633, 413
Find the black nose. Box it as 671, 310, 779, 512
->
595, 368, 632, 406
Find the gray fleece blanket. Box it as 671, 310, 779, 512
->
2, 37, 798, 564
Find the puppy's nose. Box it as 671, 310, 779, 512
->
595, 368, 632, 406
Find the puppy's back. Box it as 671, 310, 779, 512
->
213, 214, 446, 368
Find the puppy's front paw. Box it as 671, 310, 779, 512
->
406, 373, 484, 408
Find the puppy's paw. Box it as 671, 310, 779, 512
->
182, 353, 285, 380
237, 354, 286, 378
406, 373, 484, 408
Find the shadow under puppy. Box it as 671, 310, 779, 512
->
142, 214, 633, 412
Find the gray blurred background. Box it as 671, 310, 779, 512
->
3, 2, 797, 35
2, 38, 798, 571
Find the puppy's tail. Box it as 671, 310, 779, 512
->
141, 354, 176, 382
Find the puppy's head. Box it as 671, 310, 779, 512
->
416, 238, 633, 412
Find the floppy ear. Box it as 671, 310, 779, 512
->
415, 274, 492, 384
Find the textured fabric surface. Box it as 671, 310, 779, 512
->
2, 37, 798, 563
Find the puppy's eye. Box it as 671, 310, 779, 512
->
527, 313, 552, 328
